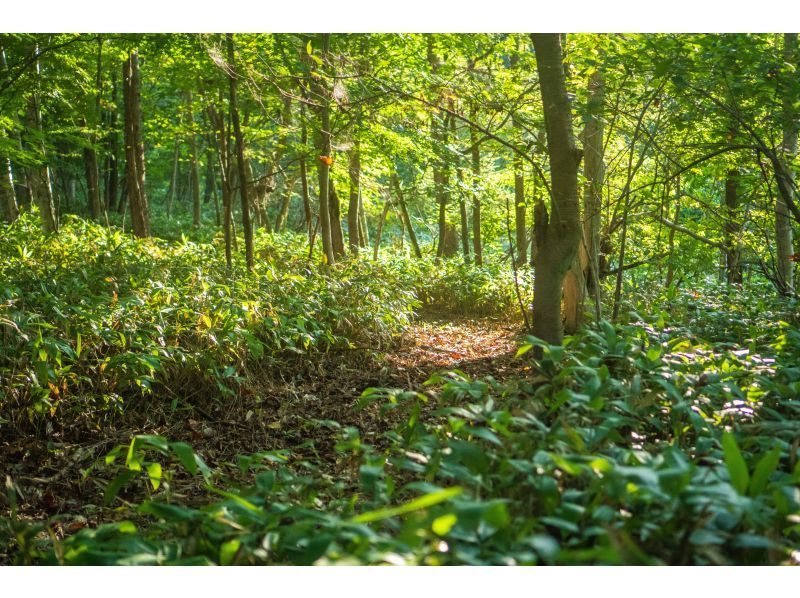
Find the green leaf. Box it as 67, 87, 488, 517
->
721, 431, 750, 495
146, 462, 162, 490
432, 513, 457, 535
352, 486, 463, 524
748, 447, 781, 497
220, 539, 241, 565
306, 40, 313, 55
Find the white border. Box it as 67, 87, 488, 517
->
2, 1, 800, 33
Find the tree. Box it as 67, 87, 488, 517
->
227, 33, 254, 271
530, 33, 582, 346
122, 50, 150, 238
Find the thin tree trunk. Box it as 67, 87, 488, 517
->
373, 196, 392, 260
358, 186, 369, 248
227, 34, 253, 271
392, 172, 422, 259
299, 107, 313, 243
348, 139, 361, 253
165, 134, 180, 218
469, 106, 482, 266
329, 179, 346, 259
513, 126, 527, 267
777, 33, 797, 293
122, 50, 149, 238
187, 92, 202, 227
105, 69, 119, 211
209, 103, 233, 270
274, 175, 295, 232
530, 33, 582, 346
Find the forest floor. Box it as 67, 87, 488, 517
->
1, 310, 528, 537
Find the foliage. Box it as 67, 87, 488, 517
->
4, 280, 799, 565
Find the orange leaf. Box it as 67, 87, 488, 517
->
317, 155, 333, 166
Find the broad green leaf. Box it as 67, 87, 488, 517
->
721, 432, 750, 495
748, 447, 781, 497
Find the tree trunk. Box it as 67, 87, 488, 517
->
165, 134, 180, 218
209, 103, 233, 270
392, 172, 422, 259
373, 196, 392, 260
530, 33, 582, 346
329, 179, 346, 259
84, 38, 103, 221
122, 51, 149, 238
187, 92, 202, 228
274, 173, 296, 232
227, 34, 254, 271
25, 45, 58, 234
348, 140, 361, 253
565, 69, 605, 332
358, 186, 369, 248
105, 69, 119, 211
724, 168, 743, 284
315, 33, 336, 266
1, 157, 19, 223
777, 33, 797, 293
513, 124, 527, 267
299, 106, 313, 243
469, 107, 483, 266
26, 102, 58, 233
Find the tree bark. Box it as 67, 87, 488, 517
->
329, 179, 346, 259
530, 33, 582, 346
315, 33, 336, 265
469, 105, 483, 266
724, 168, 743, 284
209, 102, 233, 270
227, 34, 254, 271
105, 69, 119, 211
373, 196, 392, 260
25, 44, 58, 233
392, 172, 422, 259
348, 139, 361, 253
1, 157, 18, 223
565, 69, 605, 332
83, 38, 103, 220
777, 33, 797, 293
187, 92, 202, 228
122, 51, 149, 238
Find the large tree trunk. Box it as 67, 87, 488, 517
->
777, 33, 797, 293
187, 92, 202, 228
315, 33, 336, 266
122, 51, 149, 238
348, 140, 361, 253
227, 34, 254, 271
530, 33, 582, 346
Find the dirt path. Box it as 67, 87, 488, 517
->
1, 312, 527, 535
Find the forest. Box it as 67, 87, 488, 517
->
0, 32, 799, 566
